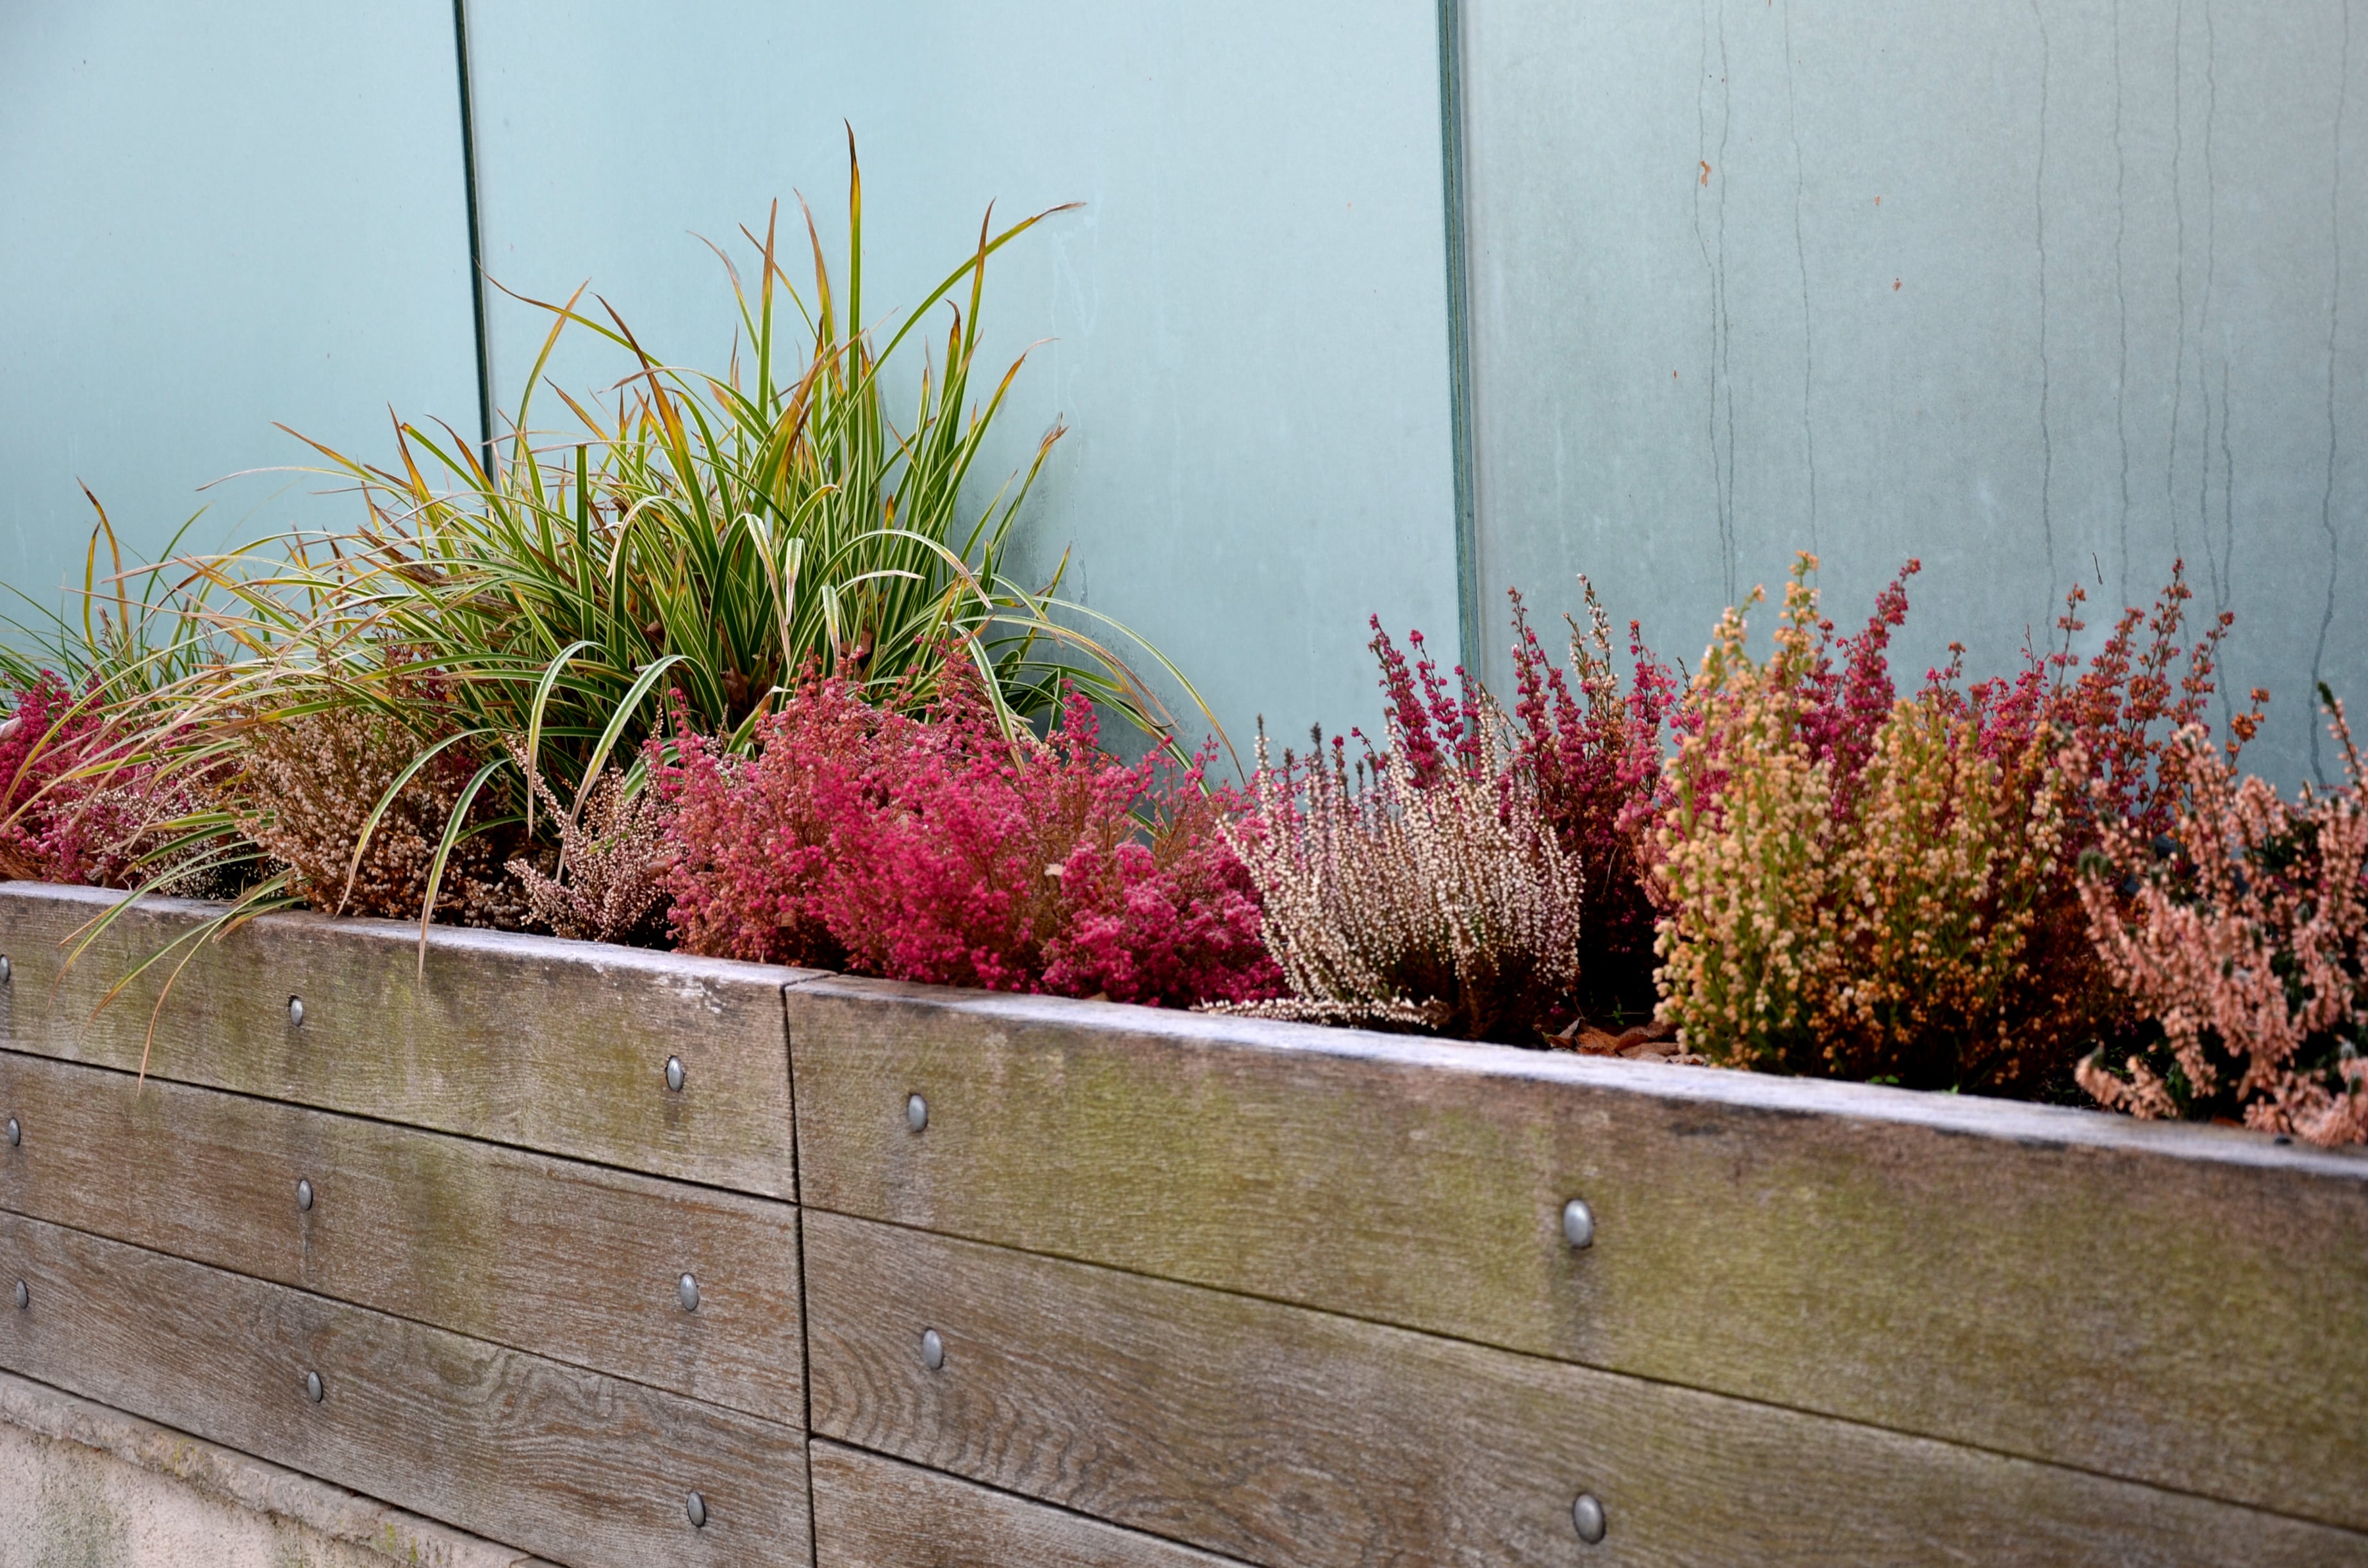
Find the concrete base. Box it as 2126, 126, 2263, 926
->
0, 1370, 551, 1568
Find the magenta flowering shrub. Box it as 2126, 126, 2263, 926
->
1503, 585, 1683, 1022
654, 664, 1278, 1008
0, 673, 210, 890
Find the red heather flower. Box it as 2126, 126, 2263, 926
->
1502, 584, 1682, 1022
1359, 587, 1681, 1027
654, 662, 1278, 1009
1802, 559, 1916, 818
651, 677, 871, 967
0, 673, 105, 880
1365, 616, 1481, 788
0, 673, 202, 889
1928, 559, 2239, 862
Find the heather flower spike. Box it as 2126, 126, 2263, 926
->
2077, 696, 2368, 1146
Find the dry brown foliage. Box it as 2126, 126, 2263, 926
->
504, 742, 671, 945
231, 701, 526, 927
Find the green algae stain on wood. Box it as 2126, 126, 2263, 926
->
0, 1052, 805, 1424
785, 976, 2368, 1534
805, 1211, 2368, 1568
0, 883, 809, 1198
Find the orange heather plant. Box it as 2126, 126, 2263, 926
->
1654, 553, 2235, 1095
1656, 562, 2064, 1088
2076, 699, 2368, 1145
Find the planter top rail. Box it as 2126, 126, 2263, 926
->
0, 881, 812, 1199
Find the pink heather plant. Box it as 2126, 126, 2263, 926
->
0, 673, 212, 890
2077, 699, 2368, 1145
654, 661, 1278, 1008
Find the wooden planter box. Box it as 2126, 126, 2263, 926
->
0, 879, 2358, 1566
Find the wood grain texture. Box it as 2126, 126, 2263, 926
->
0, 1213, 809, 1568
786, 976, 2368, 1530
810, 1441, 1250, 1568
803, 1212, 2366, 1568
0, 1050, 802, 1423
0, 883, 812, 1197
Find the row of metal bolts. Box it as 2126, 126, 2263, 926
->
1, 1069, 722, 1532
899, 1090, 1611, 1547
4, 995, 1611, 1546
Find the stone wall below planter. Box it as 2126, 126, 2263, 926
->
0, 1368, 553, 1568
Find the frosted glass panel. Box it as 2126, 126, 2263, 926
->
1463, 0, 2368, 785
0, 3, 479, 622
464, 0, 1461, 749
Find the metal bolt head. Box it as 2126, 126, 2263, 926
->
678, 1273, 700, 1312
1, 954, 12, 984
288, 995, 304, 1027
11, 1280, 25, 1311
1561, 1197, 1596, 1250
1572, 1492, 1607, 1544
5, 1117, 17, 1148
304, 1370, 325, 1403
664, 1056, 686, 1093
685, 1490, 708, 1529
296, 1179, 314, 1213
919, 1328, 946, 1371
905, 1093, 928, 1133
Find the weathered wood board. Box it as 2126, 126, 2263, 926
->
810, 1441, 1251, 1568
0, 883, 811, 1197
0, 1050, 802, 1423
802, 1211, 2365, 1568
0, 1211, 809, 1568
786, 977, 2368, 1531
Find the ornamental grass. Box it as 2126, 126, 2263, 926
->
0, 147, 1207, 954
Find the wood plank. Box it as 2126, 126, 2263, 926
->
0, 1212, 809, 1568
0, 883, 810, 1197
810, 1441, 1249, 1568
803, 1211, 2367, 1568
0, 1050, 802, 1423
785, 977, 2368, 1530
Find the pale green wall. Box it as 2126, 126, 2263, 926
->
461, 0, 1463, 755
3, 1, 2362, 783
1461, 0, 2368, 785
0, 3, 481, 635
